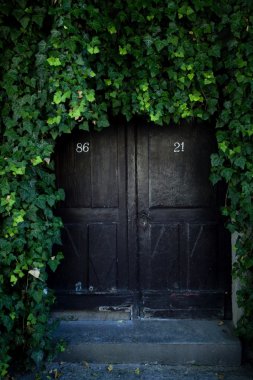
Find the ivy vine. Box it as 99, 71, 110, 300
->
0, 0, 252, 375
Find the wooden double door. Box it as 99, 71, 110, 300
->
51, 120, 231, 319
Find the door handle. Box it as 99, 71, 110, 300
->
138, 211, 150, 230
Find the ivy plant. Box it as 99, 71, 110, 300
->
0, 0, 252, 375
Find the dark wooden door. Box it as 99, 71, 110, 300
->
136, 123, 231, 318
52, 121, 231, 318
51, 124, 132, 310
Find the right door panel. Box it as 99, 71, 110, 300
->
136, 123, 231, 318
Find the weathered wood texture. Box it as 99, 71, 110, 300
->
50, 121, 231, 318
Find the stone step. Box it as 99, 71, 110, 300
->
55, 319, 241, 366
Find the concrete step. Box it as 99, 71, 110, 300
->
55, 319, 241, 366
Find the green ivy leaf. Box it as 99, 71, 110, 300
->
174, 49, 185, 58
32, 290, 43, 303
10, 274, 18, 285
20, 16, 30, 29
87, 46, 100, 54
87, 38, 100, 54
218, 141, 228, 153
48, 252, 63, 272
31, 156, 43, 166
32, 14, 44, 28
47, 57, 62, 66
234, 156, 246, 169
85, 89, 95, 102
178, 5, 194, 19
79, 121, 89, 131
119, 46, 128, 55
189, 91, 204, 102
187, 73, 194, 80
47, 116, 61, 125
107, 25, 117, 34
0, 179, 10, 196
53, 91, 63, 105
97, 118, 109, 128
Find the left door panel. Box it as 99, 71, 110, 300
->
50, 125, 130, 310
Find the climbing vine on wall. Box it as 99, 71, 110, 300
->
0, 0, 252, 375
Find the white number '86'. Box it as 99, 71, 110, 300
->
76, 142, 90, 153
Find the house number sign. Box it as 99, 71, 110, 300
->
75, 141, 184, 153
76, 142, 90, 153
174, 142, 184, 152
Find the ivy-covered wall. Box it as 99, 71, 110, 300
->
0, 0, 252, 375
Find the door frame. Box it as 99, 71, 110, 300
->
52, 119, 232, 320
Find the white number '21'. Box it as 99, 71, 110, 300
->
174, 142, 184, 153
76, 142, 90, 153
